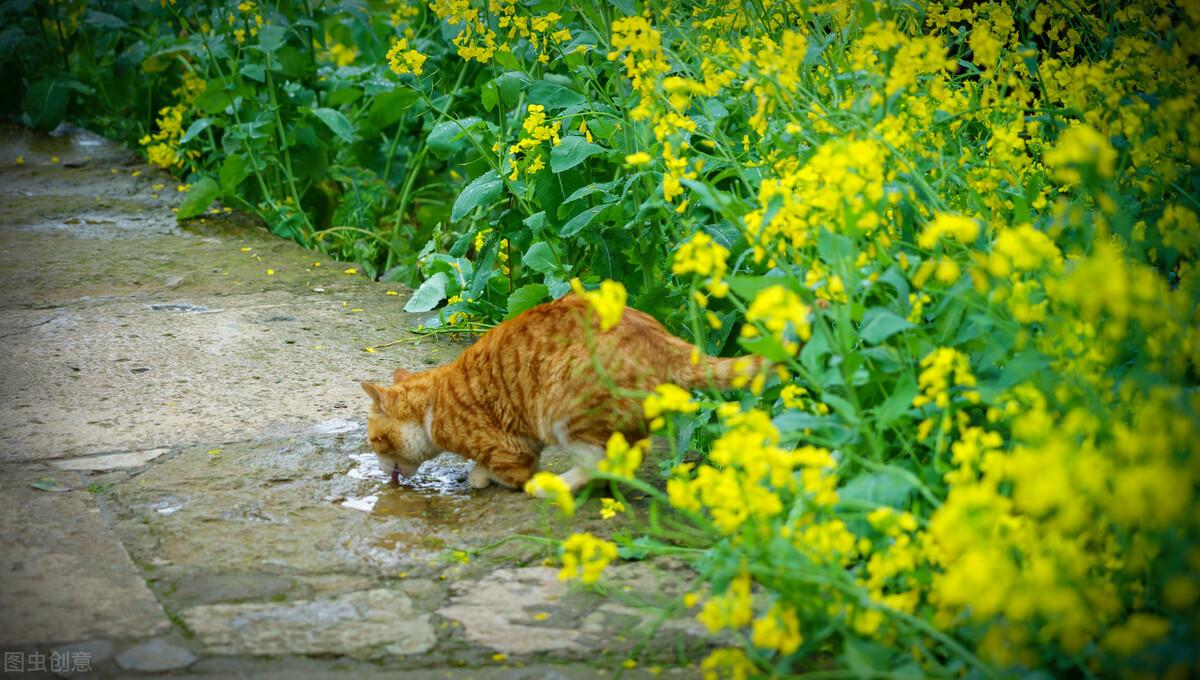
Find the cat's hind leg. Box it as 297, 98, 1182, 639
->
467, 461, 493, 489
556, 442, 603, 493
476, 435, 540, 490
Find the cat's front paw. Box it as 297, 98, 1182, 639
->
467, 463, 493, 489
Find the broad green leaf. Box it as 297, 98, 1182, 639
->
367, 89, 418, 130
843, 636, 895, 680
559, 202, 613, 238
550, 136, 605, 173
312, 107, 353, 143
505, 283, 549, 319
822, 393, 860, 424
176, 177, 221, 219
875, 373, 917, 426
562, 180, 615, 205
240, 62, 266, 82
523, 211, 547, 231
257, 24, 286, 53
738, 335, 794, 362
839, 468, 917, 507
859, 307, 914, 344
22, 78, 70, 131
84, 9, 126, 28
427, 116, 483, 160
726, 274, 802, 300
450, 170, 503, 222
180, 117, 213, 144
528, 78, 585, 110
523, 241, 558, 274
404, 272, 449, 313
218, 154, 249, 193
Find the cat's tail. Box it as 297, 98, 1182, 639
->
677, 353, 766, 391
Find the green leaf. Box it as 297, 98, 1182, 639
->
218, 154, 249, 193
561, 180, 615, 205
523, 241, 558, 274
738, 335, 793, 362
859, 307, 914, 344
257, 24, 287, 53
491, 71, 530, 109
523, 211, 547, 232
427, 117, 483, 160
176, 177, 220, 219
843, 636, 894, 680
240, 62, 266, 82
559, 202, 613, 238
404, 272, 449, 313
839, 468, 916, 507
180, 117, 213, 144
367, 89, 418, 130
528, 78, 585, 110
875, 373, 917, 426
451, 170, 503, 222
726, 274, 802, 300
30, 477, 71, 492
311, 107, 353, 143
505, 283, 549, 319
22, 78, 70, 131
550, 136, 605, 173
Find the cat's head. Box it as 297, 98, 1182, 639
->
361, 368, 438, 481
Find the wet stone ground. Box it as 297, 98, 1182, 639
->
0, 123, 711, 677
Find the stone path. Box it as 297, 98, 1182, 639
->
0, 123, 710, 678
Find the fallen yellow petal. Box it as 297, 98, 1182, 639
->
386, 290, 398, 296
266, 269, 275, 276
344, 267, 357, 274
240, 247, 252, 252
364, 347, 376, 353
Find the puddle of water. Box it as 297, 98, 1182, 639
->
341, 452, 473, 515
313, 418, 359, 435
155, 501, 185, 515
147, 302, 214, 313
0, 122, 126, 165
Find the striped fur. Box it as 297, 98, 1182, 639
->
362, 294, 755, 490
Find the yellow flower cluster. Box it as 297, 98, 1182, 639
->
386, 37, 427, 76
140, 69, 205, 170
668, 405, 837, 534
523, 471, 574, 517
671, 231, 730, 298
569, 278, 625, 331
740, 285, 811, 356
743, 136, 889, 266
596, 432, 645, 479
558, 532, 617, 584
506, 104, 561, 180
429, 0, 570, 65
642, 383, 698, 431
1044, 123, 1117, 185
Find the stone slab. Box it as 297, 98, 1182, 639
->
0, 466, 170, 646
181, 589, 436, 657
51, 448, 169, 470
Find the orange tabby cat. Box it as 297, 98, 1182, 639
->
362, 293, 754, 492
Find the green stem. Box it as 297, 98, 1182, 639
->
264, 51, 313, 241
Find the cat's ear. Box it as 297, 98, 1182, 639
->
392, 367, 411, 383
361, 381, 390, 410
